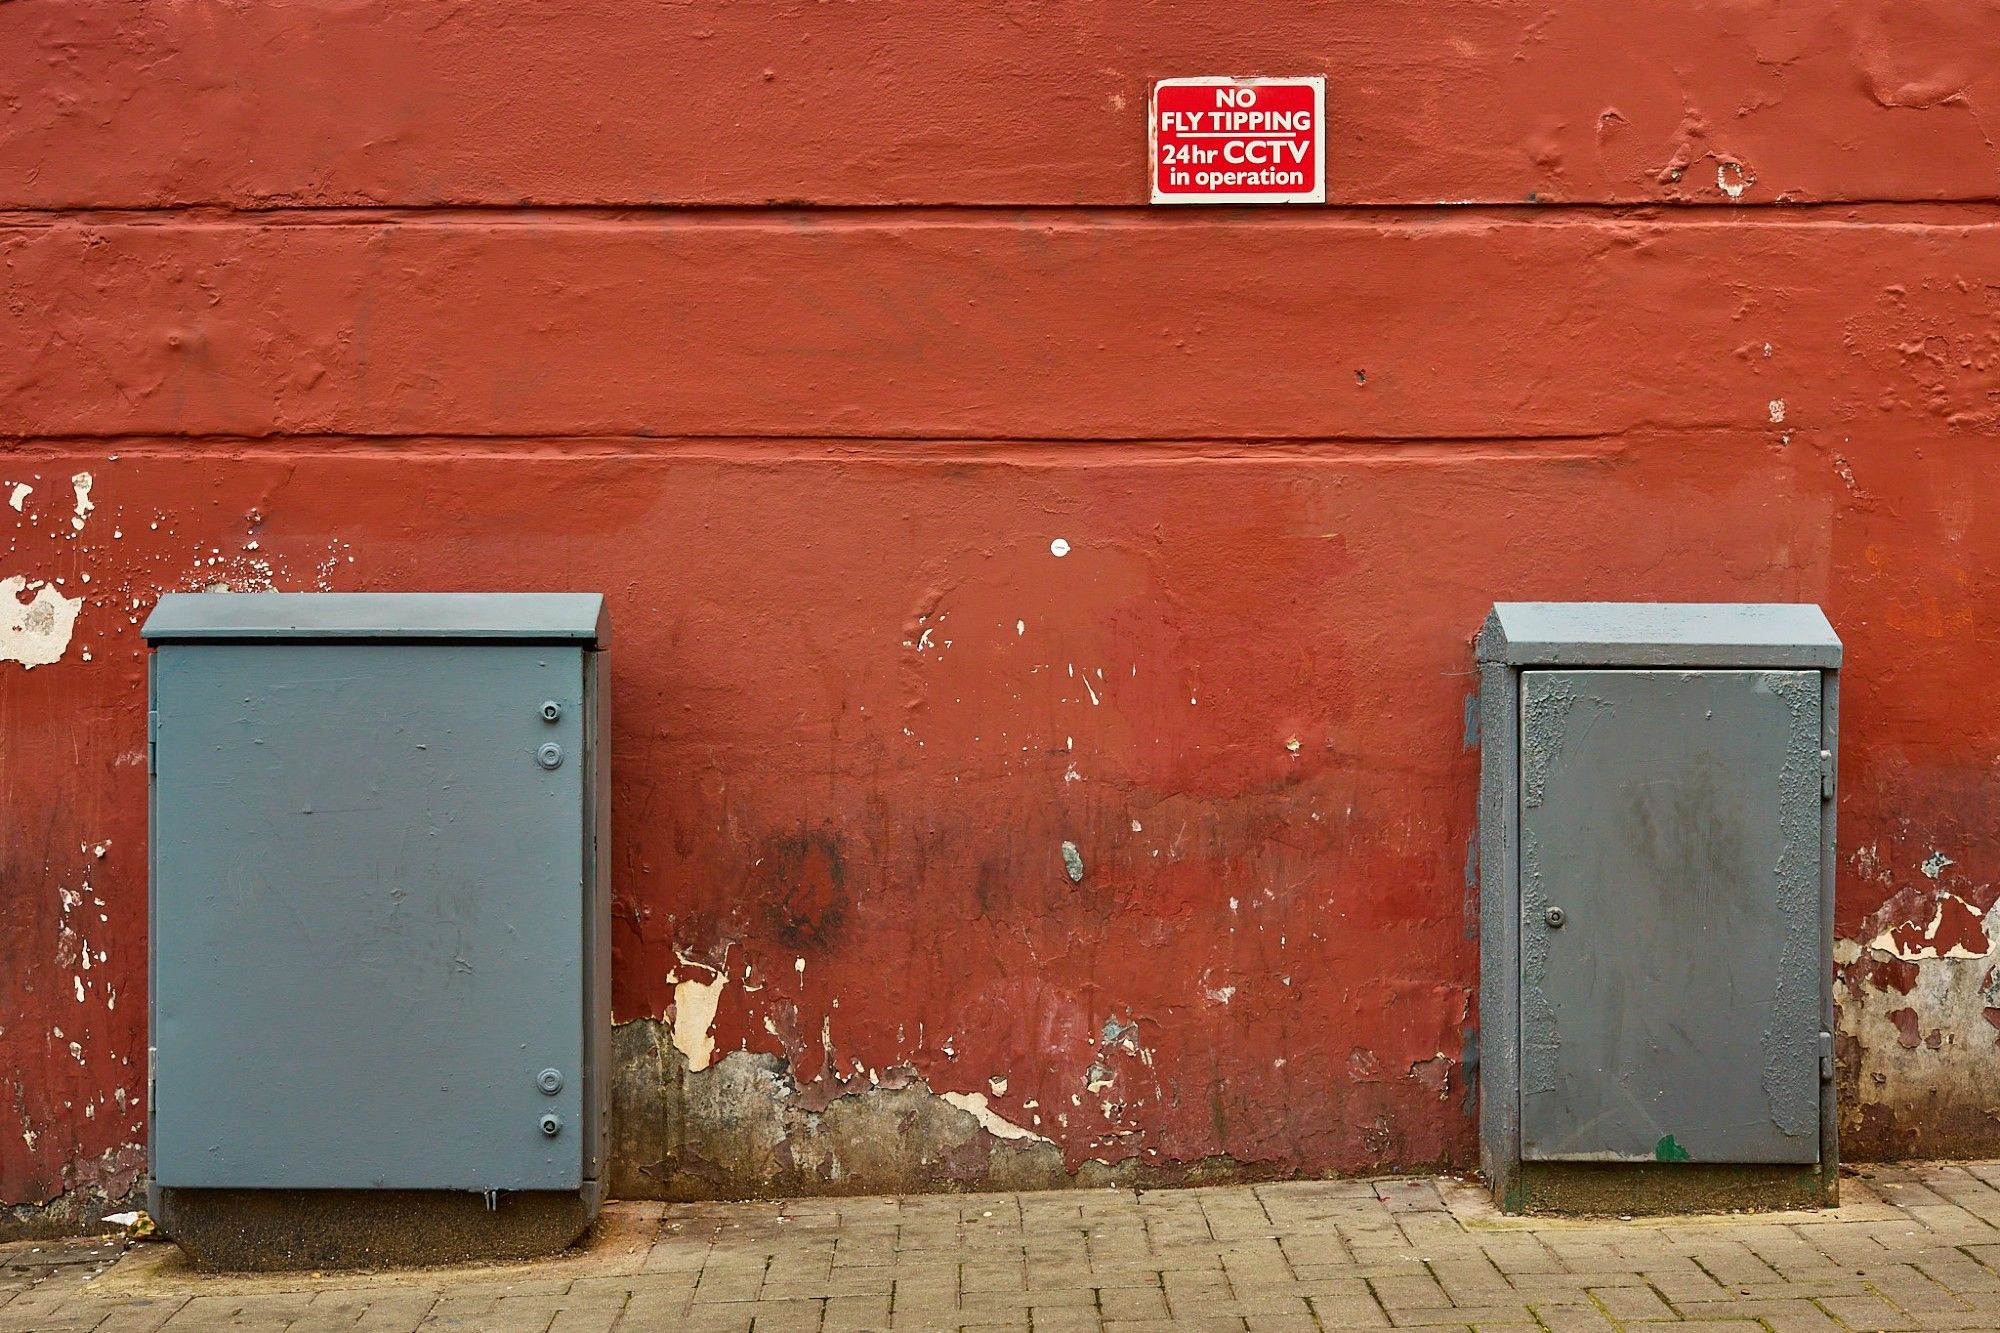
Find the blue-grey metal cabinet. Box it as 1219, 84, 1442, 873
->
144, 594, 610, 1203
1477, 603, 1840, 1212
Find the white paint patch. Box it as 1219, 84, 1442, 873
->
0, 577, 83, 669
69, 473, 94, 532
941, 1091, 1050, 1143
670, 970, 728, 1073
1049, 538, 1070, 558
7, 483, 29, 512
1767, 399, 1786, 424
1922, 850, 1955, 880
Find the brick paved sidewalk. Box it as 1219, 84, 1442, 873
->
9, 1162, 2000, 1331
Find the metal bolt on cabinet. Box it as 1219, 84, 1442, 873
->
1475, 602, 1840, 1215
141, 593, 611, 1270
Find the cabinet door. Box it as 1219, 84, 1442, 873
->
152, 643, 586, 1190
1518, 669, 1822, 1164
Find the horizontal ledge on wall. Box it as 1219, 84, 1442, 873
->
9, 203, 2000, 230
2, 215, 1993, 441
7, 0, 2000, 209
0, 435, 1643, 466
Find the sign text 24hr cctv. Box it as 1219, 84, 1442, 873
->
1150, 76, 1326, 205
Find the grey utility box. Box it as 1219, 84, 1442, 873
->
1476, 603, 1840, 1215
142, 593, 610, 1269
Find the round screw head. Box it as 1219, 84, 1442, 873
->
1544, 906, 1567, 929
536, 742, 564, 770
539, 1113, 563, 1137
536, 1067, 564, 1095
540, 700, 562, 723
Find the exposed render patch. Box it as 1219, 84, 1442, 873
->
0, 577, 83, 669
939, 1091, 1051, 1143
69, 473, 93, 533
1837, 892, 2000, 1155
669, 964, 729, 1074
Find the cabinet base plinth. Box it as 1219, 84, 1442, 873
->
149, 1185, 602, 1272
1498, 1161, 1836, 1217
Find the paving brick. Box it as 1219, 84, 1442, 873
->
35, 1163, 2000, 1331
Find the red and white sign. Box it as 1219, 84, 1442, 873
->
1150, 76, 1326, 205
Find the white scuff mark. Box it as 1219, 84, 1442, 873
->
1206, 984, 1236, 1005
7, 483, 29, 512
1285, 736, 1301, 753
73, 976, 84, 1003
1922, 850, 1955, 880
1768, 399, 1786, 424
1082, 675, 1100, 706
1049, 538, 1070, 558
988, 1076, 1008, 1096
670, 951, 730, 1073
1130, 819, 1142, 833
0, 577, 83, 669
1718, 161, 1754, 199
1016, 620, 1025, 636
69, 473, 93, 533
941, 1091, 1050, 1143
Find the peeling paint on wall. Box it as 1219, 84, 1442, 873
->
68, 473, 93, 534
669, 959, 729, 1074
939, 1091, 1050, 1144
1837, 843, 2000, 1159
0, 577, 82, 669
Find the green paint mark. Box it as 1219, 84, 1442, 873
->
1654, 1134, 1692, 1162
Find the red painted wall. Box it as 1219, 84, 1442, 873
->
6, 1, 2000, 1215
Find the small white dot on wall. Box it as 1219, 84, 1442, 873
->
1049, 538, 1070, 558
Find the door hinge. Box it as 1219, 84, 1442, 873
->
1819, 749, 1835, 801
1819, 1030, 1834, 1082
146, 710, 158, 776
